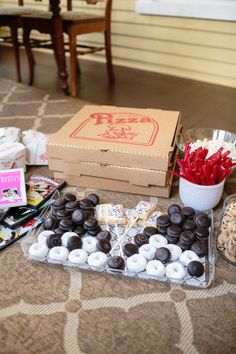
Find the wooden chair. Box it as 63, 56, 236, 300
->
0, 1, 40, 82
22, 0, 114, 97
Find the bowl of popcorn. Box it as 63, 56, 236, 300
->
177, 128, 236, 162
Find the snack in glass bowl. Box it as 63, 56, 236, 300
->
177, 128, 236, 162
217, 194, 236, 266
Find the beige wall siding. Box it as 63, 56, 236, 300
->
1, 0, 236, 87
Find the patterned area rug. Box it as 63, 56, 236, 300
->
0, 78, 235, 354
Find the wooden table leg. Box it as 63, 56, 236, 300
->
50, 0, 69, 94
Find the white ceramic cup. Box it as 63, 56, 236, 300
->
179, 177, 225, 211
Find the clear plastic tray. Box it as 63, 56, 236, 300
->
21, 192, 215, 288
217, 194, 236, 267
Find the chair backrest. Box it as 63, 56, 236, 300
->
69, 0, 112, 20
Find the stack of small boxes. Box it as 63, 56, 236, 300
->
47, 105, 181, 198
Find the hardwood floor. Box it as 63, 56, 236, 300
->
0, 46, 235, 131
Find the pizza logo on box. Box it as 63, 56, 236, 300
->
70, 112, 159, 146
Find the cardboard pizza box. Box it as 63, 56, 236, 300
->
53, 172, 175, 198
48, 158, 174, 187
47, 105, 181, 171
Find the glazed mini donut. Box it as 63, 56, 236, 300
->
48, 246, 69, 262
126, 254, 147, 273
29, 242, 49, 260
38, 230, 55, 245
166, 262, 186, 280
68, 249, 88, 265
139, 244, 156, 260
82, 236, 98, 254
87, 251, 108, 270
61, 232, 78, 247
149, 234, 168, 248
179, 250, 200, 266
165, 244, 182, 261
146, 260, 166, 277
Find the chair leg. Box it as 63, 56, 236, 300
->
23, 25, 35, 85
51, 33, 59, 67
68, 31, 78, 97
104, 28, 114, 82
10, 25, 21, 83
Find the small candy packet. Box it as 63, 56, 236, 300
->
0, 168, 27, 208
22, 130, 49, 165
26, 175, 65, 209
0, 216, 42, 251
3, 197, 55, 229
0, 141, 26, 171
0, 127, 21, 145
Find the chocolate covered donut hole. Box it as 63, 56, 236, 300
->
47, 234, 62, 248
97, 230, 112, 241
134, 233, 149, 247
43, 217, 57, 230
143, 226, 158, 238
72, 209, 87, 225
155, 247, 171, 264
108, 256, 125, 270
97, 239, 111, 254
123, 243, 139, 257
86, 193, 100, 206
67, 236, 82, 251
167, 204, 181, 215
187, 261, 204, 277
64, 193, 76, 202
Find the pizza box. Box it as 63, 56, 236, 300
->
47, 105, 181, 171
48, 159, 174, 187
53, 171, 174, 198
